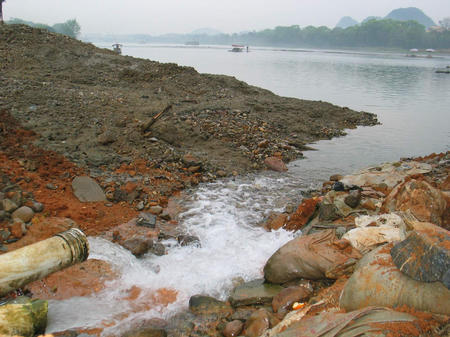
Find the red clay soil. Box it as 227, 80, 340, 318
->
0, 110, 188, 238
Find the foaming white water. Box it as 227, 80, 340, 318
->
46, 174, 297, 334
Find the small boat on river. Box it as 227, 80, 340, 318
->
229, 44, 248, 52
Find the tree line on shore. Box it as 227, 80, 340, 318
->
200, 19, 450, 50
4, 16, 450, 50
5, 18, 80, 38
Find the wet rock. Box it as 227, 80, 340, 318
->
223, 320, 244, 337
390, 222, 450, 289
25, 259, 116, 300
243, 309, 270, 337
177, 234, 200, 247
264, 157, 288, 172
264, 212, 288, 231
12, 206, 34, 223
272, 285, 312, 314
189, 295, 233, 316
264, 230, 361, 283
150, 242, 166, 256
2, 198, 18, 213
122, 237, 153, 257
344, 189, 361, 208
149, 205, 163, 215
160, 209, 171, 220
361, 199, 377, 211
383, 179, 447, 225
72, 176, 106, 202
229, 279, 283, 307
122, 318, 168, 337
284, 197, 320, 231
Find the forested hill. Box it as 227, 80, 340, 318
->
385, 7, 436, 29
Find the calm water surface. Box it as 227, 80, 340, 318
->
118, 44, 450, 178
47, 44, 450, 334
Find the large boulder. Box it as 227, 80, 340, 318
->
264, 230, 361, 283
390, 222, 450, 289
383, 179, 447, 225
340, 244, 450, 315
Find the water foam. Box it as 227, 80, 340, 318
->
46, 174, 297, 334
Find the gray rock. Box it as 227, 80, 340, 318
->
2, 199, 18, 213
72, 176, 106, 202
12, 206, 35, 223
344, 189, 362, 208
136, 212, 157, 228
177, 235, 200, 247
229, 279, 283, 307
390, 222, 450, 289
46, 183, 58, 190
318, 203, 339, 221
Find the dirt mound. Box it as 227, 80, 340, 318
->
0, 24, 377, 176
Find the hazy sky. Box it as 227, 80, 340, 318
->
4, 0, 450, 35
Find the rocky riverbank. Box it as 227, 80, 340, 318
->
1, 152, 448, 336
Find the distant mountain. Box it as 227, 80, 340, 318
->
362, 16, 382, 24
385, 7, 435, 28
190, 28, 223, 36
336, 16, 359, 29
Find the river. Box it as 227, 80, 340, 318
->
47, 44, 450, 334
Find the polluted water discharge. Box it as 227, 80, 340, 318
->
46, 173, 300, 334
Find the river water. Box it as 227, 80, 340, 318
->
47, 45, 450, 334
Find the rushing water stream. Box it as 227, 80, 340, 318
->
47, 45, 450, 333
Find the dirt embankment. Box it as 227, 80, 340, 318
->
0, 24, 377, 239
0, 24, 377, 176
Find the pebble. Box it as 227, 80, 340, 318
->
136, 200, 145, 211
330, 174, 343, 181
46, 183, 58, 190
332, 181, 345, 191
150, 242, 166, 256
31, 201, 44, 213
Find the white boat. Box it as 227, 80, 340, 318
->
229, 44, 247, 52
